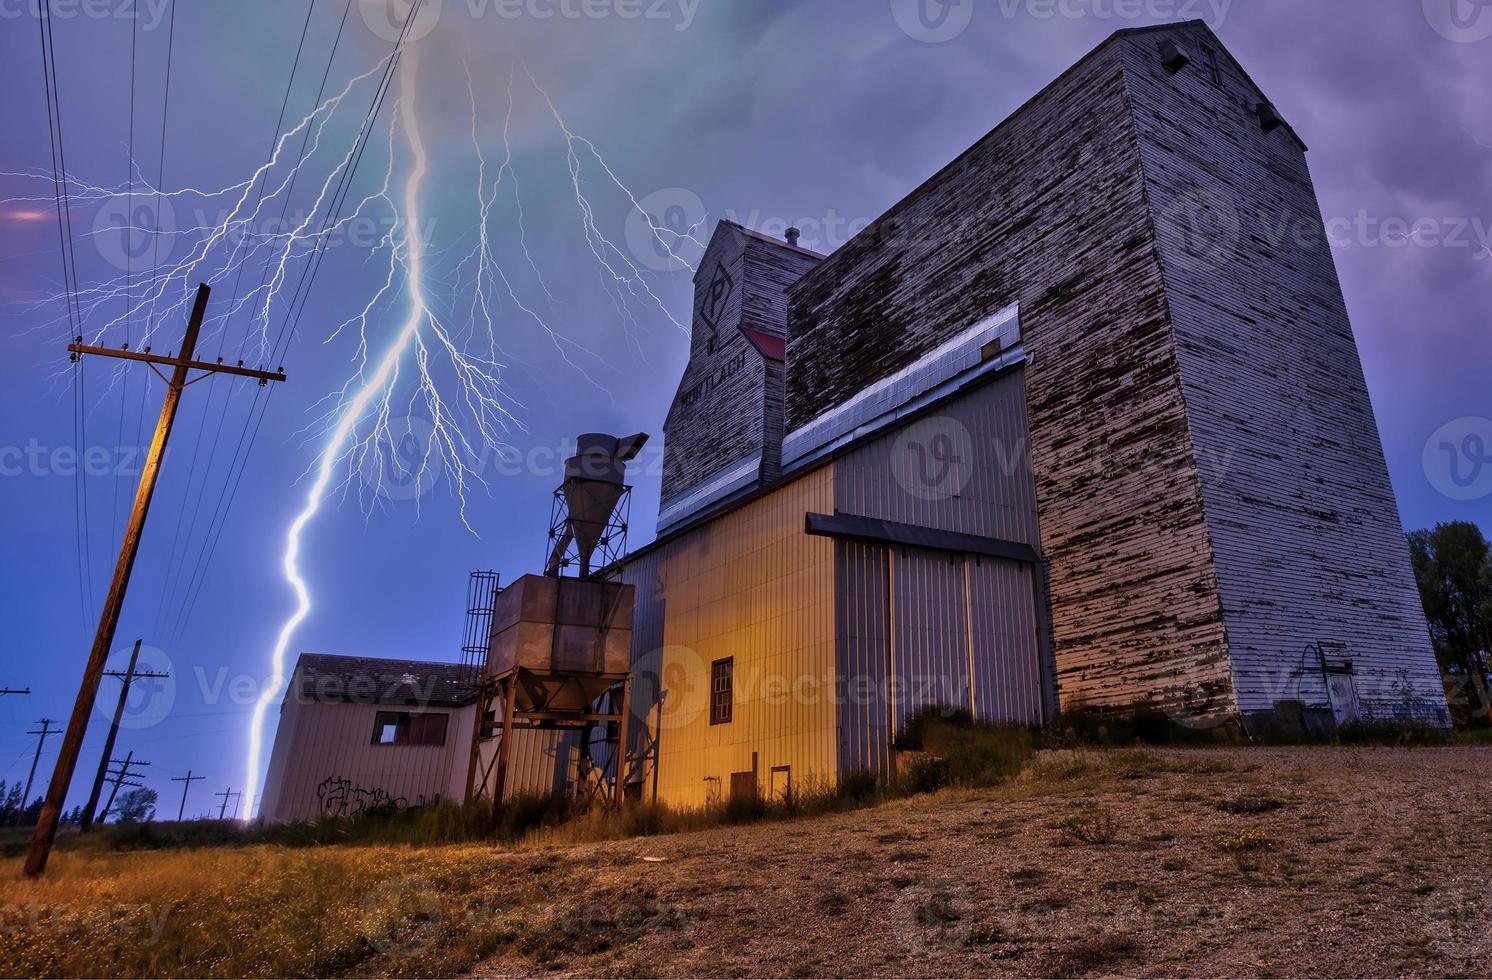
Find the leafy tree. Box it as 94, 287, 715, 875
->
0, 782, 22, 827
113, 787, 158, 823
1409, 521, 1492, 725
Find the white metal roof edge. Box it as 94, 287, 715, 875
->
782, 302, 1022, 470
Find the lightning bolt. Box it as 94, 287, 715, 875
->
12, 20, 702, 818
243, 44, 437, 817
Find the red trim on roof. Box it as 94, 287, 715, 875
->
739, 327, 785, 361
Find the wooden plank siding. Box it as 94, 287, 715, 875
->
786, 26, 1236, 720
1118, 24, 1447, 725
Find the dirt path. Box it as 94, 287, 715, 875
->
465, 747, 1492, 978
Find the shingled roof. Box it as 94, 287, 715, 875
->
292, 653, 473, 707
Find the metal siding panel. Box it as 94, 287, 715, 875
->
835, 540, 891, 778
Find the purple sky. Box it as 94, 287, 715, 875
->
0, 0, 1487, 815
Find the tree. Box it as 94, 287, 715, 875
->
113, 787, 158, 824
1408, 521, 1492, 725
0, 782, 21, 827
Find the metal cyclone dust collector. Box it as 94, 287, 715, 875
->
466, 431, 649, 811
546, 432, 648, 578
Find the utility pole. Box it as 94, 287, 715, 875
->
214, 787, 240, 821
80, 639, 169, 831
24, 283, 287, 877
23, 719, 60, 808
170, 770, 204, 822
98, 752, 148, 822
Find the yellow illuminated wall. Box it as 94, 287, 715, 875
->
625, 466, 837, 808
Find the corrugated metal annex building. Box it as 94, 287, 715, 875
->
612, 19, 1448, 806
259, 654, 565, 822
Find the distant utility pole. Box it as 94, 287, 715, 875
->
98, 751, 148, 822
170, 770, 205, 822
80, 639, 170, 831
23, 719, 60, 806
24, 283, 287, 878
214, 787, 241, 821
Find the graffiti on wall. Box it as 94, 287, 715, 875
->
316, 776, 424, 818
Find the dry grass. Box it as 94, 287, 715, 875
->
3, 746, 1491, 978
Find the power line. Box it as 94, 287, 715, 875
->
99, 751, 148, 822
156, 0, 318, 640
40, 1, 94, 633
169, 2, 416, 643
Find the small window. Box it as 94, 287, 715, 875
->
371, 711, 448, 746
1201, 46, 1222, 86
710, 658, 733, 725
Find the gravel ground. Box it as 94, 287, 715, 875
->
466, 747, 1492, 978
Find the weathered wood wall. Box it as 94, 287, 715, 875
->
787, 26, 1236, 720
1123, 24, 1446, 724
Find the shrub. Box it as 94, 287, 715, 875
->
723, 791, 767, 824
1218, 790, 1285, 814
838, 769, 880, 805
1214, 828, 1272, 853
894, 705, 975, 751
1059, 803, 1119, 845
896, 754, 951, 796
494, 792, 571, 841
894, 705, 1036, 789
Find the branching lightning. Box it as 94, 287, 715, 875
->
12, 17, 701, 818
